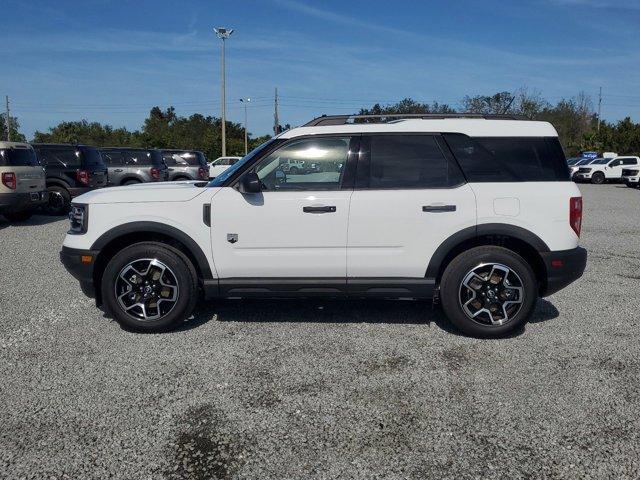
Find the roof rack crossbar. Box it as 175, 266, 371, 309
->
302, 113, 526, 127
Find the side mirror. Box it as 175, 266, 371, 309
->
238, 171, 262, 193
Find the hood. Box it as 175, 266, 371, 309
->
74, 181, 209, 204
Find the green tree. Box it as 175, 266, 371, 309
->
0, 113, 27, 142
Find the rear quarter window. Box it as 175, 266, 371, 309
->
80, 147, 105, 167
443, 134, 570, 182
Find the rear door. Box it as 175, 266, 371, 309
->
347, 134, 476, 282
210, 136, 358, 285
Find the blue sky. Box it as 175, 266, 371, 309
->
2, 0, 640, 139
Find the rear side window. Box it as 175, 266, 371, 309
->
36, 147, 81, 168
0, 148, 39, 166
443, 134, 570, 182
101, 151, 124, 166
361, 135, 465, 189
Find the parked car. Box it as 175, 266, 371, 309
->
209, 156, 241, 179
621, 166, 640, 188
160, 150, 209, 182
60, 114, 586, 338
573, 156, 640, 184
569, 158, 598, 178
0, 141, 48, 221
100, 148, 169, 186
32, 143, 108, 215
566, 157, 583, 166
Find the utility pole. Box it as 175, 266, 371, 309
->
273, 87, 279, 136
597, 87, 602, 133
214, 27, 234, 156
239, 98, 251, 155
5, 95, 10, 142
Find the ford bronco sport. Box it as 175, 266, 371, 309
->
100, 147, 169, 186
33, 144, 108, 215
0, 142, 48, 221
60, 114, 587, 337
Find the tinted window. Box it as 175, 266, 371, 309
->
0, 148, 39, 167
36, 147, 80, 168
254, 137, 350, 191
443, 134, 570, 182
80, 147, 104, 167
621, 158, 638, 165
119, 150, 155, 166
101, 151, 124, 166
365, 135, 464, 189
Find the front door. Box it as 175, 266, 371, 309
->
210, 136, 357, 285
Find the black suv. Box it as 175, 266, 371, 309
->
32, 144, 108, 215
100, 148, 169, 186
161, 149, 209, 181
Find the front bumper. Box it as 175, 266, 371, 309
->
60, 246, 100, 298
0, 190, 48, 214
574, 173, 593, 181
540, 247, 587, 296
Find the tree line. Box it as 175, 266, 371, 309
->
4, 88, 640, 158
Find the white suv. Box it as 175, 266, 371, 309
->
60, 114, 587, 337
573, 156, 640, 184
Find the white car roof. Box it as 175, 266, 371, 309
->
281, 118, 558, 139
0, 141, 33, 149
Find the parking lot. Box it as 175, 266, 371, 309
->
0, 183, 638, 479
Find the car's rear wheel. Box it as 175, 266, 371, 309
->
123, 179, 141, 185
101, 242, 198, 332
440, 246, 538, 337
46, 186, 71, 215
3, 210, 33, 222
289, 166, 300, 174
591, 172, 605, 184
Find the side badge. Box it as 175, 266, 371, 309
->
227, 233, 238, 244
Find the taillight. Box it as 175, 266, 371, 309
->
570, 196, 582, 237
2, 172, 16, 190
76, 169, 90, 186
198, 167, 207, 180
150, 167, 160, 181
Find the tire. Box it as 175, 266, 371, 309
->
440, 246, 538, 338
3, 210, 33, 222
289, 167, 300, 175
123, 179, 141, 185
45, 186, 71, 215
101, 242, 199, 332
591, 172, 605, 184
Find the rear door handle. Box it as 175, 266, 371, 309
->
422, 205, 456, 213
303, 205, 336, 213
113, 169, 123, 172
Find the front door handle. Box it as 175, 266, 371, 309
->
113, 169, 123, 172
422, 204, 456, 213
303, 205, 336, 213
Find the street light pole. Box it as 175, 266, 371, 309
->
239, 98, 251, 155
214, 27, 234, 156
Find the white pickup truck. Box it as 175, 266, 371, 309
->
573, 156, 640, 184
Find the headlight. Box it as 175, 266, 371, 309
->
68, 203, 88, 234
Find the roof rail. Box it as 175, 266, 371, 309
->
302, 113, 527, 127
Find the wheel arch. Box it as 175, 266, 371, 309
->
90, 222, 213, 305
46, 177, 71, 190
120, 176, 143, 185
427, 224, 549, 294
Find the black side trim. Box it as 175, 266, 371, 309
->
91, 221, 213, 279
540, 247, 587, 296
215, 277, 435, 299
203, 204, 211, 226
60, 246, 99, 298
425, 224, 550, 278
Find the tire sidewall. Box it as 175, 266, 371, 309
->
592, 172, 605, 184
440, 246, 538, 338
102, 243, 196, 332
46, 186, 71, 215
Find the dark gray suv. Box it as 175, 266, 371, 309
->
161, 150, 209, 181
100, 148, 169, 186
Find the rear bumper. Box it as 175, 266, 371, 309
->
540, 247, 587, 296
0, 190, 48, 214
60, 246, 99, 298
622, 176, 639, 184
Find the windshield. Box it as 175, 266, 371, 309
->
208, 139, 280, 187
576, 159, 592, 165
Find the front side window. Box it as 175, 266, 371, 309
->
253, 137, 350, 191
364, 135, 464, 189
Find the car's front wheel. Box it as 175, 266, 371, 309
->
101, 242, 198, 332
440, 246, 538, 337
591, 172, 605, 184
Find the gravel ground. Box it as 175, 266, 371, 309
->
1, 183, 639, 479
